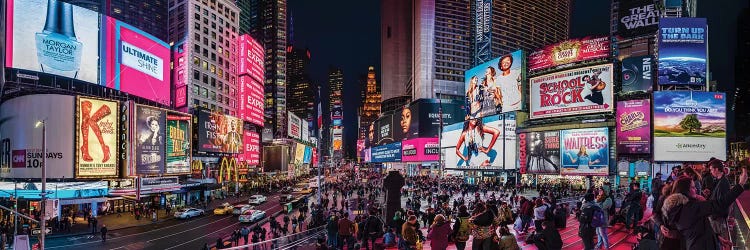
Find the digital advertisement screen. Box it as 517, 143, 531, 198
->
519, 131, 561, 175
464, 50, 524, 119
413, 99, 465, 138
376, 113, 395, 146
237, 130, 260, 166
616, 99, 651, 154
530, 64, 614, 119
658, 18, 707, 86
332, 105, 343, 119
76, 97, 119, 178
441, 113, 516, 169
559, 128, 609, 176
293, 143, 305, 165
617, 0, 659, 38
303, 146, 312, 164
134, 105, 166, 175
364, 148, 372, 163
6, 0, 101, 82
653, 91, 726, 161
288, 113, 301, 139
197, 108, 244, 153
371, 142, 402, 163
238, 34, 265, 82
166, 112, 192, 174
103, 17, 171, 105
621, 55, 654, 93
528, 36, 610, 71
401, 138, 440, 162
301, 120, 310, 142
239, 75, 264, 126
0, 94, 75, 178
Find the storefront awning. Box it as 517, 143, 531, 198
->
60, 197, 108, 205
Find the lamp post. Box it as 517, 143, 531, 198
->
35, 119, 46, 250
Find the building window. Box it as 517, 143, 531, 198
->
211, 91, 216, 101
201, 87, 208, 98
202, 60, 208, 70
203, 74, 209, 84
193, 70, 200, 79
210, 64, 216, 73
193, 56, 200, 65
194, 44, 200, 53
192, 85, 200, 95
211, 77, 216, 87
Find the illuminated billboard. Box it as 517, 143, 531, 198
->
658, 18, 707, 86
76, 97, 119, 178
441, 113, 516, 169
616, 99, 651, 154
166, 112, 192, 174
239, 75, 264, 126
5, 0, 101, 82
172, 40, 189, 108
288, 113, 301, 139
528, 36, 610, 71
617, 0, 659, 38
519, 131, 561, 175
653, 91, 726, 161
464, 50, 524, 118
401, 138, 440, 162
621, 55, 654, 93
559, 127, 609, 176
529, 64, 614, 119
103, 17, 171, 105
411, 99, 465, 138
134, 105, 166, 175
293, 143, 305, 165
237, 130, 260, 166
238, 34, 265, 82
371, 142, 402, 163
197, 108, 243, 153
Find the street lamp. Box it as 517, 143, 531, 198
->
35, 119, 47, 250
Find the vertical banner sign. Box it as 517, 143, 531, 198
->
621, 55, 654, 93
474, 0, 492, 64
559, 128, 609, 176
530, 64, 614, 119
287, 113, 301, 139
616, 99, 651, 154
166, 112, 191, 174
135, 105, 165, 175
76, 97, 119, 178
653, 91, 726, 161
658, 18, 708, 86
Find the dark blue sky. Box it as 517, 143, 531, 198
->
289, 0, 746, 156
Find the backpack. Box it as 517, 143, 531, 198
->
455, 217, 471, 242
544, 204, 555, 221
590, 206, 605, 228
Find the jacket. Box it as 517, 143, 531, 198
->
426, 221, 452, 250
401, 222, 418, 245
625, 189, 643, 207
337, 218, 354, 236
709, 176, 730, 218
470, 210, 496, 240
577, 201, 599, 235
663, 184, 745, 250
597, 197, 612, 227
499, 234, 520, 250
539, 225, 563, 249
521, 200, 534, 216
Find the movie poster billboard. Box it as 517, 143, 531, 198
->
520, 131, 561, 175
401, 138, 440, 162
658, 18, 707, 86
441, 113, 516, 169
197, 109, 243, 153
528, 36, 610, 71
464, 50, 524, 119
559, 128, 609, 176
621, 56, 654, 93
617, 100, 651, 154
166, 112, 192, 174
653, 91, 726, 161
618, 0, 659, 38
530, 64, 614, 119
371, 142, 402, 163
288, 113, 301, 139
134, 105, 165, 175
76, 97, 119, 178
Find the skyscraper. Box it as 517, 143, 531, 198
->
359, 66, 382, 140
287, 47, 315, 122
239, 0, 288, 138
735, 2, 750, 141
61, 0, 169, 41
328, 67, 344, 112
381, 0, 413, 101
169, 0, 240, 115
488, 0, 571, 56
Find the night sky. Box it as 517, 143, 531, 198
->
289, 0, 747, 157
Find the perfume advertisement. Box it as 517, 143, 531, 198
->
135, 105, 166, 175
103, 17, 171, 106
5, 0, 101, 83
166, 112, 192, 174
76, 97, 119, 178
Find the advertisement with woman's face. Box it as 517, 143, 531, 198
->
441, 114, 516, 169
559, 127, 609, 176
135, 105, 165, 175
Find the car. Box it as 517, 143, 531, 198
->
232, 204, 254, 215
248, 195, 267, 205
280, 194, 294, 203
174, 208, 204, 219
213, 203, 233, 215
239, 210, 266, 223
297, 188, 313, 194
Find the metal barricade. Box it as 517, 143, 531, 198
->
220, 225, 325, 250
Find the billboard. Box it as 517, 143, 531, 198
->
165, 112, 192, 174
528, 36, 610, 71
0, 95, 75, 178
239, 75, 264, 126
76, 97, 119, 178
5, 0, 101, 82
288, 113, 301, 139
293, 143, 305, 165
653, 91, 726, 161
237, 34, 265, 82
441, 113, 516, 169
559, 128, 609, 176
658, 18, 707, 86
197, 109, 243, 153
412, 99, 465, 138
237, 130, 260, 166
401, 138, 440, 162
301, 120, 310, 142
376, 113, 395, 145
520, 131, 561, 175
464, 50, 524, 119
303, 146, 312, 164
616, 99, 651, 154
103, 17, 171, 105
332, 128, 343, 151
134, 105, 165, 175
364, 148, 372, 163
172, 40, 189, 108
332, 105, 343, 119
473, 0, 492, 63
371, 142, 402, 163
621, 56, 654, 93
618, 0, 659, 38
530, 64, 614, 119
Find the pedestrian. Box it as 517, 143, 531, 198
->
708, 159, 731, 243
91, 217, 98, 234
216, 237, 224, 249
233, 229, 240, 246
100, 224, 108, 243
426, 214, 451, 250
251, 232, 259, 250
400, 215, 418, 250
534, 220, 561, 250
577, 193, 599, 250
241, 226, 250, 245
651, 173, 664, 202
624, 182, 643, 230
533, 199, 547, 232
469, 202, 496, 249
595, 190, 612, 250
325, 215, 339, 248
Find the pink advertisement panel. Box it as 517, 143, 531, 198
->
616, 99, 651, 154
239, 75, 264, 126
237, 130, 260, 166
528, 36, 610, 71
238, 34, 265, 82
401, 138, 440, 162
103, 17, 171, 105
